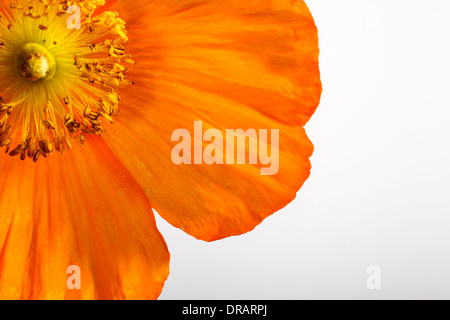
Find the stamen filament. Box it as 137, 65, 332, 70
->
0, 0, 135, 161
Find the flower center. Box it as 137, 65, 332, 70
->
17, 43, 56, 82
0, 0, 136, 162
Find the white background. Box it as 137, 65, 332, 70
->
157, 0, 450, 299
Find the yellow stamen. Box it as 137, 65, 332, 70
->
0, 0, 135, 161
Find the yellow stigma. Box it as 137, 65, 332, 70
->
17, 43, 56, 81
0, 0, 136, 162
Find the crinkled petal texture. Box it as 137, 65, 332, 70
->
106, 0, 322, 241
0, 137, 169, 299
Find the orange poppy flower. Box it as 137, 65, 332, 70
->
0, 0, 321, 299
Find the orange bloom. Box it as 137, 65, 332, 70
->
0, 0, 321, 299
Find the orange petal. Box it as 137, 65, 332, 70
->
0, 137, 169, 299
104, 0, 321, 241
113, 0, 321, 126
